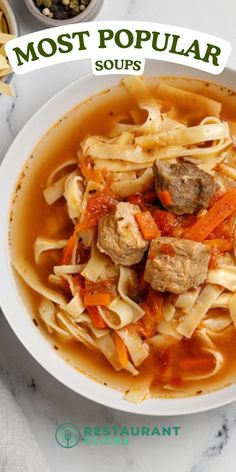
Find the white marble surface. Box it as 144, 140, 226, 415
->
1, 1, 236, 471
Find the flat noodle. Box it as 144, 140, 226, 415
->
148, 333, 177, 349
118, 267, 144, 322
57, 311, 97, 350
54, 264, 85, 275
81, 137, 155, 163
117, 327, 149, 366
78, 180, 104, 247
181, 349, 224, 381
63, 171, 84, 219
219, 163, 236, 181
95, 334, 123, 371
202, 315, 232, 332
0, 32, 15, 42
60, 293, 85, 320
47, 159, 77, 186
228, 293, 236, 329
12, 257, 66, 305
0, 16, 16, 96
136, 122, 230, 149
212, 292, 233, 309
0, 65, 12, 78
111, 168, 154, 197
196, 328, 215, 349
38, 298, 71, 338
207, 266, 236, 291
198, 154, 226, 174
155, 138, 232, 161
116, 131, 135, 144
175, 288, 200, 311
0, 81, 14, 96
157, 320, 182, 340
163, 302, 176, 321
122, 76, 162, 133
94, 158, 152, 172
43, 175, 68, 205
88, 323, 110, 338
177, 285, 223, 338
155, 82, 222, 118
98, 299, 134, 329
124, 387, 149, 403
0, 54, 7, 68
34, 237, 68, 264
81, 239, 110, 282
48, 274, 62, 287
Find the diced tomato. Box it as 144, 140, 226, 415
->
86, 192, 118, 220
128, 194, 146, 211
152, 209, 178, 236
135, 289, 163, 338
76, 192, 118, 233
142, 191, 158, 203
80, 158, 103, 183
208, 221, 232, 240
180, 214, 197, 229
72, 274, 86, 296
128, 191, 158, 211
136, 302, 157, 338
84, 277, 118, 297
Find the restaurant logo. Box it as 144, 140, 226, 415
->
55, 423, 81, 448
55, 423, 181, 447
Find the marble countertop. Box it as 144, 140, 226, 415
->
1, 1, 236, 471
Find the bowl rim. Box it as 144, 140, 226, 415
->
23, 0, 104, 26
1, 64, 236, 416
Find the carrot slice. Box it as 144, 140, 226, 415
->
179, 356, 215, 372
158, 190, 173, 206
86, 306, 108, 329
75, 217, 97, 233
84, 293, 112, 306
135, 211, 160, 240
61, 232, 77, 265
184, 189, 236, 242
204, 238, 233, 251
114, 332, 129, 367
135, 289, 164, 338
80, 158, 103, 183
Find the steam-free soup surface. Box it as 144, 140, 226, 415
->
10, 77, 236, 399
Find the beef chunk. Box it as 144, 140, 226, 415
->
153, 160, 218, 215
97, 202, 148, 266
144, 237, 210, 294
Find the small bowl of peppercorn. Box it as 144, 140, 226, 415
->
24, 0, 103, 26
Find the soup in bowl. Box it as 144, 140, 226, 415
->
2, 66, 236, 414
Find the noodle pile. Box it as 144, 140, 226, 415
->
12, 76, 236, 403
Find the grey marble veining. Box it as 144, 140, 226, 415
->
1, 1, 236, 471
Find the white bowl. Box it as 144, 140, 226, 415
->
1, 61, 236, 416
24, 0, 104, 26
